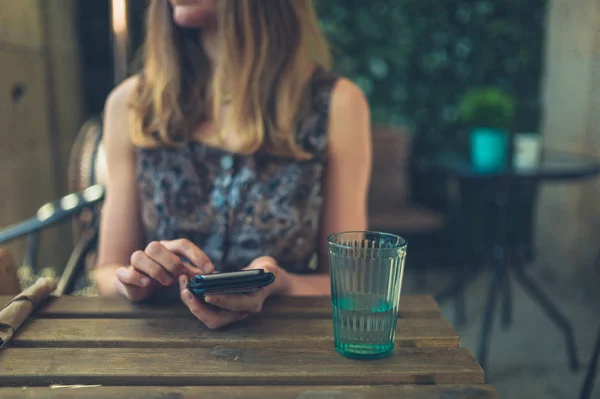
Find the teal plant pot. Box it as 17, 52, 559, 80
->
470, 127, 508, 171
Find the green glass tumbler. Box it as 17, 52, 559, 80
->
328, 231, 407, 359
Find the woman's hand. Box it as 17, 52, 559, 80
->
115, 239, 214, 302
178, 256, 291, 329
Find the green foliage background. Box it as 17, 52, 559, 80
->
316, 0, 547, 155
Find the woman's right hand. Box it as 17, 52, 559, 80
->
114, 239, 214, 302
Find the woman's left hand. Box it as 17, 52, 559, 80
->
179, 256, 290, 329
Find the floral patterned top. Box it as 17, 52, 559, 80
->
135, 67, 339, 274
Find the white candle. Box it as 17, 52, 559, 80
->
513, 133, 543, 170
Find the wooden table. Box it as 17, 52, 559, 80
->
0, 295, 500, 398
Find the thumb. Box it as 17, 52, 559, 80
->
243, 256, 278, 272
182, 257, 214, 276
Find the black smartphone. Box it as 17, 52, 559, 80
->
186, 269, 275, 298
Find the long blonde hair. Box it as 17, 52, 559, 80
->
130, 0, 332, 159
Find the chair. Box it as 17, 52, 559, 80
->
0, 117, 107, 296
368, 125, 444, 236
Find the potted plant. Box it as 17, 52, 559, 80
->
459, 87, 516, 171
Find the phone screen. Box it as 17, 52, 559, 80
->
198, 269, 262, 281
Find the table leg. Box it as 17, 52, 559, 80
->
579, 323, 600, 399
512, 265, 580, 371
434, 176, 471, 326
454, 282, 467, 327
477, 250, 504, 376
477, 183, 512, 376
500, 264, 513, 329
434, 262, 481, 326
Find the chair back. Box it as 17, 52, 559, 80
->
58, 117, 106, 295
368, 125, 413, 213
67, 117, 106, 246
68, 116, 107, 195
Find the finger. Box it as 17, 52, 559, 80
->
160, 239, 214, 275
115, 266, 152, 288
204, 290, 266, 313
115, 266, 156, 302
242, 257, 281, 297
115, 279, 152, 302
179, 276, 247, 329
144, 241, 186, 276
243, 256, 278, 271
130, 250, 174, 286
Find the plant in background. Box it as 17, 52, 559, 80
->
458, 87, 516, 171
459, 87, 516, 129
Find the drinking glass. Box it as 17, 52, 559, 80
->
328, 231, 407, 359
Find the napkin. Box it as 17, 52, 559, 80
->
0, 277, 57, 348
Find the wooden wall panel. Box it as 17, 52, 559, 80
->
42, 0, 84, 196
0, 0, 44, 51
0, 49, 56, 271
0, 0, 84, 278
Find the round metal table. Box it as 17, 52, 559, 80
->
425, 150, 600, 376
433, 150, 600, 181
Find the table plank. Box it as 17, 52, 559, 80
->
0, 347, 483, 386
0, 295, 442, 319
0, 385, 501, 399
10, 317, 459, 349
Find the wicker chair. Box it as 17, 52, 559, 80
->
0, 117, 106, 295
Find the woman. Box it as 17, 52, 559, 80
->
94, 0, 372, 329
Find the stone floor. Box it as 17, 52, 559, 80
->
405, 264, 600, 399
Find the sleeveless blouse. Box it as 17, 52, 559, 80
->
135, 67, 339, 274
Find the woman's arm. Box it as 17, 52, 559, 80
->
94, 76, 148, 296
281, 78, 372, 296
94, 78, 212, 301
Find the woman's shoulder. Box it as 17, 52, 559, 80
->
311, 67, 368, 114
310, 67, 368, 123
330, 77, 369, 117
326, 75, 371, 150
103, 75, 141, 155
104, 75, 141, 114
299, 67, 369, 155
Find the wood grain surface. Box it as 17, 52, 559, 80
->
0, 295, 442, 319
0, 385, 501, 399
9, 317, 459, 349
0, 295, 494, 397
0, 347, 483, 386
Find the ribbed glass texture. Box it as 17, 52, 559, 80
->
328, 231, 407, 359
